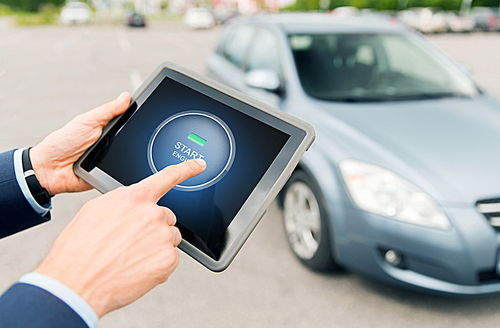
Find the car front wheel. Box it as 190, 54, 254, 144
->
282, 170, 338, 271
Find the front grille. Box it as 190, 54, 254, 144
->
477, 198, 500, 232
478, 269, 500, 284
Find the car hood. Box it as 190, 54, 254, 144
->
309, 94, 500, 205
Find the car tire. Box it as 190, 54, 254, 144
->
281, 170, 339, 271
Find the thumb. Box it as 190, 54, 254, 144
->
86, 92, 131, 127
137, 159, 207, 202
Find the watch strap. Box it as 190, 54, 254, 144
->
22, 148, 52, 206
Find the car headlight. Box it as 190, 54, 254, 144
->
339, 160, 451, 230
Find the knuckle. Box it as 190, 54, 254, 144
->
161, 226, 181, 246
157, 275, 168, 284
164, 248, 180, 269
157, 248, 179, 282
126, 184, 148, 202
163, 226, 173, 241
164, 207, 177, 225
171, 227, 182, 246
74, 112, 90, 122
117, 185, 130, 194
170, 249, 180, 268
140, 206, 162, 225
172, 226, 181, 238
153, 206, 166, 222
109, 185, 130, 199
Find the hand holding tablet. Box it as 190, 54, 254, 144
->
75, 63, 315, 271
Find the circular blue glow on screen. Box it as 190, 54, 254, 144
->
148, 111, 235, 191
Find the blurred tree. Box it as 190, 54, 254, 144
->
283, 0, 319, 11
408, 0, 462, 10
0, 0, 65, 12
282, 0, 499, 11
373, 0, 399, 10
472, 0, 499, 6
328, 0, 351, 8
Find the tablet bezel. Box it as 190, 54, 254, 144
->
75, 63, 315, 272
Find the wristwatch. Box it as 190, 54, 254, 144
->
22, 148, 52, 206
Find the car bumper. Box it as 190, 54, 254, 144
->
61, 16, 90, 24
333, 203, 500, 295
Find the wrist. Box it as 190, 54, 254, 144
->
34, 262, 109, 318
19, 272, 99, 328
30, 145, 54, 195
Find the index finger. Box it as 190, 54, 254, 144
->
138, 159, 206, 201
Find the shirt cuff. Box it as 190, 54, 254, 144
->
13, 148, 52, 216
19, 273, 99, 328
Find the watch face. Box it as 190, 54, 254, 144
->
147, 111, 235, 191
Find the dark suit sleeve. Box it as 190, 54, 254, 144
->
0, 150, 50, 239
0, 283, 88, 328
0, 152, 90, 327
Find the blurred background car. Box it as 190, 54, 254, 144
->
398, 7, 448, 33
207, 13, 500, 295
126, 11, 146, 27
469, 6, 499, 32
445, 11, 475, 33
212, 4, 237, 24
183, 7, 216, 29
60, 1, 92, 25
330, 6, 359, 17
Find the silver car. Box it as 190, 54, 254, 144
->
60, 1, 92, 25
207, 13, 500, 295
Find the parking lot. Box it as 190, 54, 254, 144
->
1, 19, 500, 327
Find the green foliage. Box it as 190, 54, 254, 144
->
406, 0, 462, 10
15, 6, 58, 24
282, 0, 318, 11
0, 0, 64, 12
283, 0, 499, 12
0, 3, 13, 14
472, 0, 500, 6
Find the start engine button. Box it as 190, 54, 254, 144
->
148, 111, 235, 191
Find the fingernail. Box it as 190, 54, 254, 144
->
117, 92, 128, 101
195, 159, 206, 168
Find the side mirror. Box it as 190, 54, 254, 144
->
244, 69, 282, 92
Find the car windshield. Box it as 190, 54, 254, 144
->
289, 33, 479, 102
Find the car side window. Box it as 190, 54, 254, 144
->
223, 25, 255, 68
245, 28, 280, 74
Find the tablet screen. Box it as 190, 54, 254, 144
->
81, 75, 291, 260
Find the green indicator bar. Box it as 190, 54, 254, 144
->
188, 132, 207, 146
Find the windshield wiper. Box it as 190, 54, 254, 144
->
317, 92, 472, 103
393, 92, 471, 100
318, 95, 396, 102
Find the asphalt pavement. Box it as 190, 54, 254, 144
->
1, 20, 500, 328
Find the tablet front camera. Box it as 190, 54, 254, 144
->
147, 111, 236, 191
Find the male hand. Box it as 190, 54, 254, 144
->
33, 158, 206, 318
30, 92, 131, 196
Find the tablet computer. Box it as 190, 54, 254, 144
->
74, 63, 315, 272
